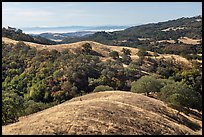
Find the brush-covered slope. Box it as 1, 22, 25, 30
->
2, 91, 201, 135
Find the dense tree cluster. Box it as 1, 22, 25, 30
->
158, 81, 202, 114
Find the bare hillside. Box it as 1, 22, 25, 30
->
178, 37, 202, 45
2, 91, 201, 135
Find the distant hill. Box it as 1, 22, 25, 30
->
2, 27, 57, 45
35, 31, 95, 42
29, 25, 129, 42
2, 91, 202, 135
61, 16, 202, 52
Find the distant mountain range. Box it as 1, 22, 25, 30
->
21, 25, 130, 34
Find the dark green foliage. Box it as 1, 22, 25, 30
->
172, 69, 202, 95
121, 48, 131, 56
121, 48, 132, 65
29, 81, 47, 102
109, 51, 119, 59
23, 100, 55, 116
158, 82, 202, 112
82, 43, 92, 54
88, 59, 133, 90
93, 85, 114, 92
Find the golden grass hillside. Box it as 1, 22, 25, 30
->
2, 37, 192, 68
2, 91, 202, 135
2, 37, 138, 55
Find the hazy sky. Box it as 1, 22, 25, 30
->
2, 2, 202, 28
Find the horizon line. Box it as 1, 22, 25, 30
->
3, 14, 201, 29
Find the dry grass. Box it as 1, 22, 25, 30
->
161, 27, 186, 32
2, 91, 201, 135
156, 54, 192, 69
178, 37, 201, 45
157, 40, 176, 44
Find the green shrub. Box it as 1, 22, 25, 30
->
93, 85, 114, 92
23, 100, 52, 116
2, 92, 24, 125
109, 51, 119, 59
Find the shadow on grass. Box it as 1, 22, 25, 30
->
163, 110, 201, 131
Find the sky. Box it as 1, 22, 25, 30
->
2, 2, 202, 28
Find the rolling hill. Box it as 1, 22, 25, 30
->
2, 91, 202, 135
2, 37, 192, 68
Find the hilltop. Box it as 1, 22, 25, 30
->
2, 91, 202, 135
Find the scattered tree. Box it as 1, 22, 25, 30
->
82, 43, 92, 54
131, 75, 163, 96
